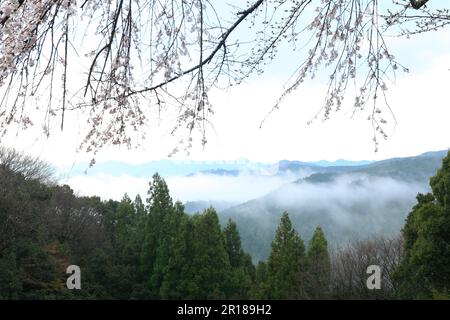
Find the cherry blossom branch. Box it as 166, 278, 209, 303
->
121, 0, 265, 97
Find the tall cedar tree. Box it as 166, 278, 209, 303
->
267, 212, 306, 299
140, 173, 174, 297
185, 208, 231, 299
305, 226, 331, 299
395, 151, 450, 299
151, 201, 188, 298
223, 219, 255, 299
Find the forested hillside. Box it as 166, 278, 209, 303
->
1, 147, 449, 299
220, 151, 447, 261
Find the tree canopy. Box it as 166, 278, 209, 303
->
305, 226, 331, 298
2, 148, 450, 300
395, 151, 450, 299
266, 212, 306, 299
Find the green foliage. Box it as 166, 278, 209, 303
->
220, 151, 447, 262
3, 148, 448, 300
140, 173, 174, 297
249, 261, 270, 299
0, 251, 22, 299
223, 219, 255, 299
266, 212, 306, 299
183, 208, 231, 299
151, 201, 188, 298
305, 227, 331, 298
395, 151, 450, 299
1, 162, 259, 300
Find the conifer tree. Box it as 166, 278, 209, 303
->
151, 201, 187, 298
267, 212, 306, 299
140, 173, 174, 297
114, 194, 134, 247
185, 208, 231, 299
223, 219, 255, 299
158, 214, 192, 299
250, 261, 270, 299
224, 219, 245, 268
133, 194, 146, 218
395, 151, 450, 299
131, 194, 147, 270
305, 226, 331, 299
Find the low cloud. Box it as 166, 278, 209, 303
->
66, 174, 149, 201
218, 173, 432, 261
165, 172, 302, 203
65, 169, 431, 248
255, 173, 430, 241
65, 170, 310, 203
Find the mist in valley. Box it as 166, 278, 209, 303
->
219, 173, 431, 261
64, 151, 446, 262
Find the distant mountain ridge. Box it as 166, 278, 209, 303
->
184, 200, 238, 214
310, 159, 374, 167
186, 169, 240, 177
218, 150, 449, 262
57, 158, 264, 178
278, 159, 374, 168
57, 155, 387, 179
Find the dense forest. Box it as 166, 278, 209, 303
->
1, 147, 449, 299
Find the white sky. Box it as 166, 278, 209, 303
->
3, 2, 450, 167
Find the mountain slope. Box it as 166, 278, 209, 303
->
219, 150, 448, 262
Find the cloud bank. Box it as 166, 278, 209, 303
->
65, 170, 310, 203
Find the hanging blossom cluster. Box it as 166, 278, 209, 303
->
0, 0, 445, 158
0, 0, 224, 160
0, 0, 76, 135
1, 1, 54, 85
301, 0, 404, 151
239, 0, 418, 151
77, 0, 222, 159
